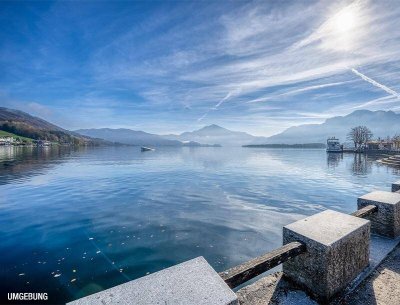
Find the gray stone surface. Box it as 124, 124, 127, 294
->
282, 210, 370, 301
237, 272, 318, 305
337, 234, 400, 298
339, 240, 400, 305
237, 235, 400, 305
358, 191, 400, 238
67, 257, 238, 305
392, 180, 400, 192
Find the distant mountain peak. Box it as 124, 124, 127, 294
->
75, 128, 183, 146
347, 109, 395, 116
164, 123, 265, 146
198, 124, 226, 131
263, 109, 400, 144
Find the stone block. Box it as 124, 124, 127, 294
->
283, 210, 370, 301
67, 257, 238, 305
358, 191, 400, 238
392, 180, 400, 193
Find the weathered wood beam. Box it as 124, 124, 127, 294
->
219, 241, 306, 288
351, 204, 377, 218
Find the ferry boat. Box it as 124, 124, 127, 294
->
326, 137, 343, 152
141, 146, 155, 152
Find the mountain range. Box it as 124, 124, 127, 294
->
75, 128, 186, 146
263, 110, 400, 144
163, 124, 267, 146
78, 110, 400, 146
1, 107, 399, 146
76, 124, 264, 146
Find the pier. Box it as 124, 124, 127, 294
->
68, 181, 400, 305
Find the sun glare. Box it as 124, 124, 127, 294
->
323, 4, 364, 52
334, 9, 357, 33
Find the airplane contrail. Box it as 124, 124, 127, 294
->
351, 68, 400, 98
197, 88, 241, 121
197, 112, 208, 122
213, 91, 234, 109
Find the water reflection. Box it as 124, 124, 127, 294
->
349, 153, 373, 176
327, 152, 343, 168
0, 146, 85, 185
0, 147, 399, 304
326, 151, 381, 176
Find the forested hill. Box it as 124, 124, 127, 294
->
0, 107, 107, 145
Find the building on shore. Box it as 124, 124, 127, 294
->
0, 137, 15, 145
367, 139, 400, 151
33, 140, 52, 147
328, 136, 400, 153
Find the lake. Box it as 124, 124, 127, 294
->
0, 146, 399, 304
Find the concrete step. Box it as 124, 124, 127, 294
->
384, 159, 400, 163
380, 158, 400, 162
380, 160, 400, 167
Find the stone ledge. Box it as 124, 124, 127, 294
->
359, 191, 400, 205
283, 210, 370, 301
283, 210, 369, 246
67, 257, 238, 305
358, 191, 400, 237
392, 180, 400, 193
237, 235, 400, 305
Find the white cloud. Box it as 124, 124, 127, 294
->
88, 0, 400, 134
4, 0, 400, 135
246, 81, 353, 104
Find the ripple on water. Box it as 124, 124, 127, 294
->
0, 146, 399, 303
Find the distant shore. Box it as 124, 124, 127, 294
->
243, 143, 326, 149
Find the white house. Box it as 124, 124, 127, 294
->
0, 137, 15, 145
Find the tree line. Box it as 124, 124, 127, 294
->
347, 126, 400, 149
0, 122, 85, 145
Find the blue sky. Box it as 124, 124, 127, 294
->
1, 0, 400, 136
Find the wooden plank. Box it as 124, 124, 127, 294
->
351, 205, 377, 218
219, 241, 305, 288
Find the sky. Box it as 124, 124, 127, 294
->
1, 0, 400, 136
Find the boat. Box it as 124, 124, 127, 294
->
326, 137, 343, 152
141, 146, 155, 152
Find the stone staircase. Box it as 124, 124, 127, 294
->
378, 155, 400, 167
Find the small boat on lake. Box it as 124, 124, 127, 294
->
141, 146, 155, 152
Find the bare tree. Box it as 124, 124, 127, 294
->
347, 126, 373, 149
360, 126, 373, 145
347, 127, 361, 148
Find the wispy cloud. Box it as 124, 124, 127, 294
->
2, 0, 400, 136
350, 95, 396, 110
246, 81, 352, 104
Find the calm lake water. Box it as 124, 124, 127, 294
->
0, 146, 399, 304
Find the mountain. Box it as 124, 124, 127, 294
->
165, 124, 266, 146
0, 107, 108, 145
262, 110, 400, 144
75, 128, 184, 146
0, 107, 65, 131
3, 107, 397, 147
